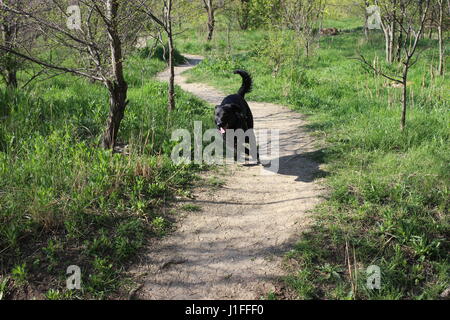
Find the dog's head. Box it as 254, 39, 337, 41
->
215, 104, 243, 134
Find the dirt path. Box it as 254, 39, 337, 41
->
133, 54, 325, 299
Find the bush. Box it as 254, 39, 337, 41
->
138, 44, 186, 65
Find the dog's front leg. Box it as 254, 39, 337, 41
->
244, 132, 260, 164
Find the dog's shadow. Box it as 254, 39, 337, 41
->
261, 149, 329, 182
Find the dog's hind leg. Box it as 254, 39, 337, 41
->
243, 145, 260, 164
244, 131, 260, 164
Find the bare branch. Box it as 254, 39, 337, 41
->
355, 55, 403, 83
0, 44, 104, 81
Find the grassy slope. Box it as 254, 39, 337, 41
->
0, 50, 214, 299
175, 26, 449, 299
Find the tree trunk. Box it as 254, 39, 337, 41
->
401, 66, 408, 131
388, 19, 395, 64
167, 0, 175, 111
396, 2, 405, 62
383, 27, 391, 63
102, 0, 128, 149
396, 30, 403, 62
102, 82, 128, 149
206, 1, 215, 41
382, 0, 397, 64
6, 69, 17, 88
364, 1, 370, 39
380, 17, 392, 63
428, 5, 434, 39
419, 0, 424, 39
364, 15, 369, 39
2, 18, 18, 88
438, 0, 444, 76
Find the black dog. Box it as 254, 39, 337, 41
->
215, 70, 260, 163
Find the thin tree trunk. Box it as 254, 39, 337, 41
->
167, 0, 175, 111
400, 0, 430, 131
103, 82, 128, 149
428, 5, 434, 39
383, 26, 391, 63
419, 0, 424, 39
364, 12, 369, 39
396, 2, 405, 62
102, 0, 128, 149
385, 0, 397, 64
364, 0, 370, 39
396, 30, 403, 62
438, 0, 444, 76
388, 19, 395, 63
207, 13, 214, 41
206, 1, 215, 41
6, 69, 17, 88
380, 15, 392, 63
2, 19, 18, 88
401, 66, 408, 131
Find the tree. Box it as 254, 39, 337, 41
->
0, 0, 31, 88
138, 0, 177, 111
376, 0, 398, 63
202, 0, 225, 41
364, 0, 371, 39
237, 0, 251, 30
359, 0, 431, 130
436, 0, 447, 75
422, 0, 448, 75
0, 0, 142, 149
0, 0, 17, 87
281, 0, 325, 58
226, 0, 251, 30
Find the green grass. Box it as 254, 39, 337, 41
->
180, 204, 202, 212
1, 17, 448, 300
321, 18, 365, 31
0, 51, 214, 299
177, 26, 449, 299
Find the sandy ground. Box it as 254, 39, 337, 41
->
132, 54, 325, 300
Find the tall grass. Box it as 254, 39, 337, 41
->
177, 27, 449, 299
0, 51, 214, 299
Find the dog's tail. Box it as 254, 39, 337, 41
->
234, 69, 252, 98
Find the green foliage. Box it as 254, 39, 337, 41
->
0, 52, 214, 299
138, 44, 186, 65
180, 204, 202, 212
45, 289, 62, 300
246, 0, 282, 29
0, 277, 9, 300
151, 216, 167, 236
11, 264, 27, 285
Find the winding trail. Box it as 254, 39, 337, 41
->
132, 55, 325, 299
